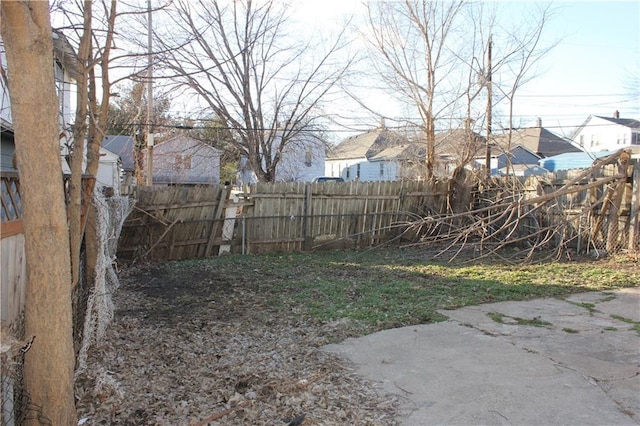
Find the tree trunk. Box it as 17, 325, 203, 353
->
69, 0, 92, 292
1, 2, 77, 424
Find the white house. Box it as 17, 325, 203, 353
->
95, 148, 122, 190
237, 131, 326, 184
571, 112, 640, 153
1, 31, 122, 192
274, 133, 325, 182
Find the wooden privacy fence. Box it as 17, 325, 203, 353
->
118, 157, 640, 262
118, 185, 234, 260
521, 156, 640, 253
241, 180, 452, 254
118, 180, 453, 260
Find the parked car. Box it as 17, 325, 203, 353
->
313, 176, 345, 183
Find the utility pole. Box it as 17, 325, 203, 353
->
484, 34, 492, 178
145, 0, 154, 186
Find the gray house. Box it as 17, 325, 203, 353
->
148, 135, 222, 185
491, 122, 581, 158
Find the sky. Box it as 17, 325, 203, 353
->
49, 0, 637, 142
293, 0, 640, 139
510, 1, 639, 136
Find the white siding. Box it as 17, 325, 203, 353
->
0, 37, 11, 126
575, 116, 638, 153
94, 149, 122, 194
275, 134, 325, 182
325, 158, 401, 181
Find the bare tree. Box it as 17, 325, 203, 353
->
1, 1, 76, 422
360, 1, 557, 179
107, 81, 172, 183
154, 0, 352, 182
489, 3, 557, 176
364, 0, 467, 179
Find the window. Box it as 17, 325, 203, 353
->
304, 148, 312, 167
632, 133, 639, 146
175, 154, 192, 169
579, 135, 584, 146
617, 134, 622, 145
590, 135, 595, 147
356, 163, 361, 179
346, 166, 350, 179
380, 163, 384, 177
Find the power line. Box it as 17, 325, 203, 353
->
108, 119, 639, 135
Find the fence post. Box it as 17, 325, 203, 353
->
205, 185, 230, 257
302, 183, 313, 251
629, 159, 640, 253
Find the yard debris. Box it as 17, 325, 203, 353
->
75, 263, 400, 424
401, 149, 636, 261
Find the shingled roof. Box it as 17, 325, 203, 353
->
327, 128, 411, 160
594, 115, 640, 129
102, 135, 135, 172
493, 127, 581, 158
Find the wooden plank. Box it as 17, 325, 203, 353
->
628, 160, 640, 252
302, 183, 312, 250
137, 200, 222, 211
205, 186, 229, 256
1, 219, 23, 239
249, 237, 306, 244
246, 193, 305, 199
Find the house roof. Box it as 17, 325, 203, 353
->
102, 135, 135, 172
570, 115, 640, 142
52, 30, 79, 81
492, 127, 581, 158
434, 129, 485, 156
327, 128, 410, 160
369, 143, 425, 162
594, 115, 640, 129
153, 134, 223, 155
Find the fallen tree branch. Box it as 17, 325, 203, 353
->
141, 218, 182, 259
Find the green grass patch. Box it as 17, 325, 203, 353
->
487, 312, 505, 323
175, 247, 639, 335
513, 317, 552, 327
610, 315, 640, 335
562, 328, 579, 333
603, 326, 618, 331
571, 302, 599, 315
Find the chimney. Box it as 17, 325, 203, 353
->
536, 117, 542, 128
380, 117, 386, 129
614, 110, 620, 119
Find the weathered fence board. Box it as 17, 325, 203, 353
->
118, 185, 230, 260
118, 158, 639, 262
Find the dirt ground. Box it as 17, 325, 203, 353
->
75, 261, 399, 425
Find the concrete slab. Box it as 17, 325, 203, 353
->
324, 288, 640, 425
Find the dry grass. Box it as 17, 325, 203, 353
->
75, 247, 639, 424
